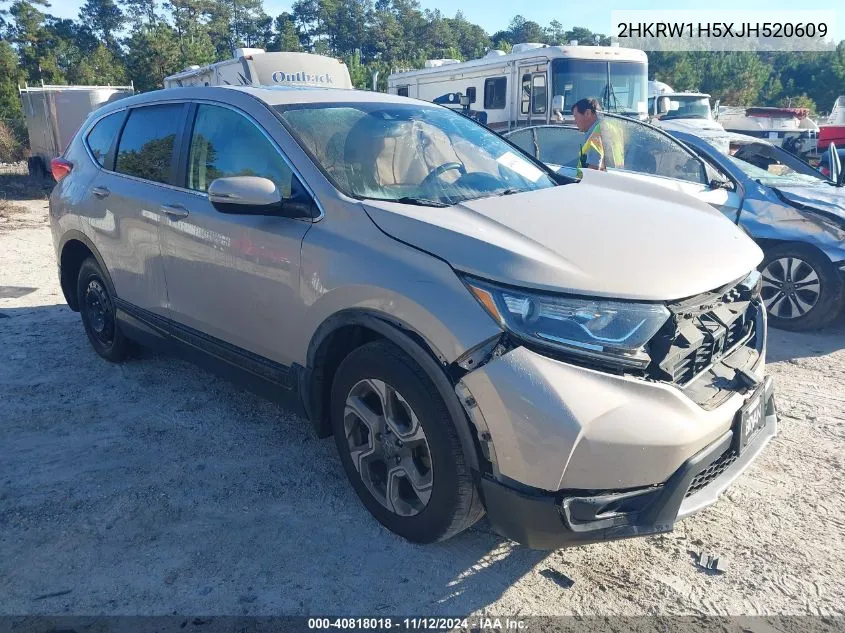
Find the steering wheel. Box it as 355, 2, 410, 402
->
419, 162, 466, 192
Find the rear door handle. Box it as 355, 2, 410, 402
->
91, 186, 110, 199
161, 203, 189, 220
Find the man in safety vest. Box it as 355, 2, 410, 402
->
571, 98, 625, 173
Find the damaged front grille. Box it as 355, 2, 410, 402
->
646, 278, 761, 393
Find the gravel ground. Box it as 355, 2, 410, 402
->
1, 196, 844, 617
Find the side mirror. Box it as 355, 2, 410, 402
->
208, 176, 311, 218
709, 177, 732, 191
827, 142, 841, 186
551, 95, 564, 116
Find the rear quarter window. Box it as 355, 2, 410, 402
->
85, 112, 124, 168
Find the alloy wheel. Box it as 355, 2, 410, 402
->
343, 378, 433, 517
760, 256, 821, 320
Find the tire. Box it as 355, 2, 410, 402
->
330, 340, 484, 543
27, 156, 45, 179
759, 243, 845, 331
76, 258, 132, 362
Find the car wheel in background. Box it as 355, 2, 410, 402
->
759, 243, 845, 331
330, 340, 484, 543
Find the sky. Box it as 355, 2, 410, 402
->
49, 0, 841, 38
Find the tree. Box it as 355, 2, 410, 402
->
125, 22, 180, 91
71, 43, 128, 84
120, 0, 161, 29
271, 12, 301, 52
507, 15, 546, 44
78, 0, 124, 51
0, 38, 26, 148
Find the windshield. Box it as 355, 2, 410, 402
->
660, 96, 712, 120
728, 155, 826, 187
552, 59, 647, 116
275, 102, 556, 205
728, 141, 828, 186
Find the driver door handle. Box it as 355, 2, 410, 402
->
161, 203, 189, 220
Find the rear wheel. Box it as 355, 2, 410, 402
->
27, 156, 46, 179
330, 340, 483, 543
77, 258, 131, 362
759, 244, 844, 331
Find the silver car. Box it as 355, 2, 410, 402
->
49, 86, 776, 549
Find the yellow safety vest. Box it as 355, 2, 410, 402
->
578, 118, 625, 175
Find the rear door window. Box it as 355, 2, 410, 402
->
115, 103, 184, 185
85, 112, 124, 168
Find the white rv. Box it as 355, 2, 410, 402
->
164, 49, 353, 90
387, 43, 648, 130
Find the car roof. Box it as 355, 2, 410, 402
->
92, 85, 429, 118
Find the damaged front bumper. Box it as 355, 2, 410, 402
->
455, 334, 776, 549
476, 376, 776, 550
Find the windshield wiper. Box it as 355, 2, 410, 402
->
390, 196, 449, 208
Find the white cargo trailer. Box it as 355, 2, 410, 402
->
19, 83, 134, 177
164, 49, 353, 90
387, 43, 648, 130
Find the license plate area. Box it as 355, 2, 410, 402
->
735, 384, 767, 454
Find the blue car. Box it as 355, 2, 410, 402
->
506, 116, 845, 330
674, 131, 845, 330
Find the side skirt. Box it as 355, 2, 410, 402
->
114, 299, 307, 417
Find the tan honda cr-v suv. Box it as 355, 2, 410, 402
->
49, 86, 776, 548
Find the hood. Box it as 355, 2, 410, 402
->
657, 118, 726, 134
774, 185, 845, 222
362, 170, 763, 301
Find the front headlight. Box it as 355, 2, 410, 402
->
463, 276, 671, 368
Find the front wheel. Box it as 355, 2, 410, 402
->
330, 340, 483, 543
759, 244, 845, 331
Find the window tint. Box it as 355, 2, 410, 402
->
608, 115, 707, 184
115, 104, 183, 184
187, 104, 294, 197
466, 86, 476, 104
534, 127, 581, 167
484, 77, 506, 110
506, 129, 536, 158
531, 74, 547, 115
397, 86, 409, 97
86, 112, 123, 168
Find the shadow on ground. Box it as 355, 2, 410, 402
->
766, 312, 845, 362
0, 174, 53, 201
0, 305, 550, 616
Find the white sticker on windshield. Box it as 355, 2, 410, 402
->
497, 151, 544, 182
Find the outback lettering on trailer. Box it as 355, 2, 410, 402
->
271, 70, 334, 84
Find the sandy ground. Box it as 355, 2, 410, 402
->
1, 194, 844, 617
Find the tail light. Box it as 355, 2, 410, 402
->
50, 157, 73, 182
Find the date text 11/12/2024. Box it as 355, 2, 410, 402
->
307, 617, 527, 630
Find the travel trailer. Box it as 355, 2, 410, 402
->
818, 96, 845, 151
387, 43, 648, 130
717, 105, 818, 159
164, 49, 353, 90
19, 82, 134, 178
647, 81, 730, 152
